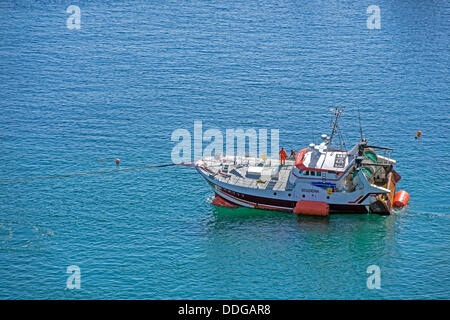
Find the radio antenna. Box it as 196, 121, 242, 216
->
357, 106, 364, 141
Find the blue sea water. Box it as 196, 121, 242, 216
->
0, 0, 449, 299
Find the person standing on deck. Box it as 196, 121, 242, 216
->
289, 150, 296, 160
279, 148, 287, 165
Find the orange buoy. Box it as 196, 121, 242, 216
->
115, 158, 120, 165
293, 200, 329, 216
393, 190, 410, 208
212, 195, 238, 208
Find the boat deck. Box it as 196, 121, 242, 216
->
198, 156, 295, 192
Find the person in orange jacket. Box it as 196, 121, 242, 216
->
279, 148, 287, 165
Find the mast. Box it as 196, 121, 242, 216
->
327, 108, 344, 146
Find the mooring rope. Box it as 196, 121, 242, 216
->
0, 158, 232, 184
0, 163, 179, 184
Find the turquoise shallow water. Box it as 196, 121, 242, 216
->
0, 0, 449, 299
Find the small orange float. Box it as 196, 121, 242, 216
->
393, 190, 410, 208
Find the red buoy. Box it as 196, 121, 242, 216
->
293, 200, 329, 216
115, 158, 120, 165
393, 190, 410, 208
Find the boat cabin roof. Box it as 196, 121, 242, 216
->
295, 144, 351, 173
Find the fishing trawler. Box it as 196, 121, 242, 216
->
195, 108, 409, 216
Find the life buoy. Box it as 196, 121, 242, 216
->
393, 190, 410, 208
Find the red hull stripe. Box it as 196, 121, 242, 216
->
219, 187, 297, 208
218, 187, 368, 213
220, 191, 292, 211
348, 195, 363, 203
357, 193, 377, 204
